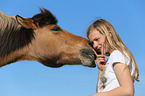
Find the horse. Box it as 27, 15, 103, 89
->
0, 8, 96, 68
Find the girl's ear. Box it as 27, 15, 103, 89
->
108, 29, 112, 37
16, 15, 37, 29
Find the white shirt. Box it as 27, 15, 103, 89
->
97, 50, 134, 92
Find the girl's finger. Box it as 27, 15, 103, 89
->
99, 59, 106, 62
97, 55, 105, 59
92, 49, 98, 55
98, 57, 105, 60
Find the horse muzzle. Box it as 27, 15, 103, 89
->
80, 48, 96, 68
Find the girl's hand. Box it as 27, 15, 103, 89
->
93, 49, 106, 71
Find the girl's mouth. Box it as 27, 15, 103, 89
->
94, 48, 102, 55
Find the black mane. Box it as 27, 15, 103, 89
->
0, 8, 57, 57
32, 8, 58, 27
0, 26, 34, 56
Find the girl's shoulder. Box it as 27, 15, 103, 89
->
110, 50, 129, 58
109, 50, 130, 65
110, 50, 124, 57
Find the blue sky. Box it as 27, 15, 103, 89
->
0, 0, 145, 96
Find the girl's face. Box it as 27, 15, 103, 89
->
88, 29, 105, 53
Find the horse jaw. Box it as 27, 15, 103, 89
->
35, 51, 96, 68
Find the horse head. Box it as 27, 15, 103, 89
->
0, 8, 96, 68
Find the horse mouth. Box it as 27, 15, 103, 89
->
80, 48, 96, 68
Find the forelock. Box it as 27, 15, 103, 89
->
31, 8, 58, 27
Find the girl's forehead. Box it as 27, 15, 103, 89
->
88, 29, 101, 40
89, 29, 101, 36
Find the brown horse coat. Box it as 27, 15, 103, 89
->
0, 8, 96, 68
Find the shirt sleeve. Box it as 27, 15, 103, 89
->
111, 50, 128, 65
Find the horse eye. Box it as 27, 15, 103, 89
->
51, 26, 61, 31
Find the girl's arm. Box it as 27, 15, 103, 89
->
96, 70, 102, 92
92, 49, 106, 93
90, 63, 134, 96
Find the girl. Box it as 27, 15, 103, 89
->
86, 19, 139, 96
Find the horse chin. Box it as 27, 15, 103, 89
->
44, 63, 64, 68
41, 62, 64, 68
38, 58, 64, 68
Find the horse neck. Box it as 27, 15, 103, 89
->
0, 47, 24, 66
0, 44, 35, 67
0, 14, 36, 66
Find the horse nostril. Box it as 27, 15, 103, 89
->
81, 48, 92, 55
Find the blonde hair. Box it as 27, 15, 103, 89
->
86, 19, 139, 81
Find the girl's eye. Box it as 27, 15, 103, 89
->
51, 26, 61, 31
95, 38, 99, 41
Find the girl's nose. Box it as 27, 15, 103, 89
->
93, 41, 98, 48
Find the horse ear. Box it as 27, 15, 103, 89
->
16, 15, 37, 29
